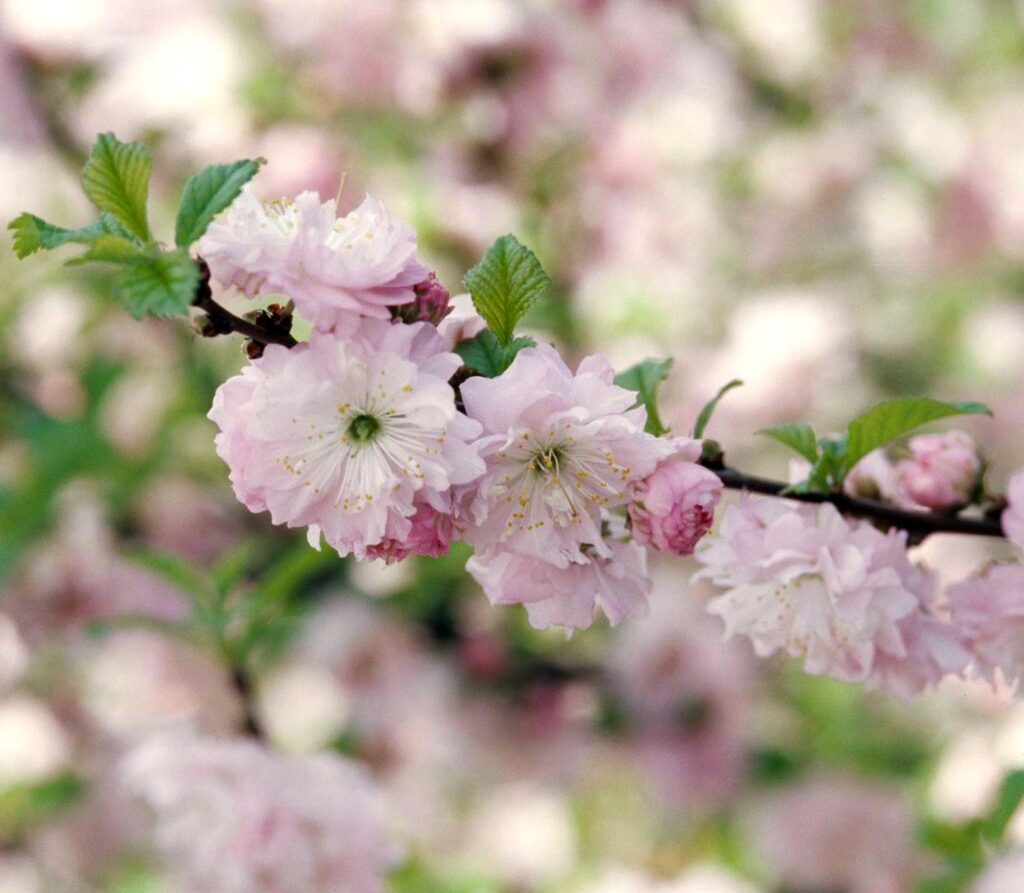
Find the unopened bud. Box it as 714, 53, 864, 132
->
393, 272, 452, 325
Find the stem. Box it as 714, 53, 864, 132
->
230, 664, 266, 741
192, 260, 297, 349
704, 463, 1006, 540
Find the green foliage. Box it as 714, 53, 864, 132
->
462, 234, 550, 346
112, 248, 200, 319
80, 132, 153, 241
5, 134, 271, 322
175, 157, 264, 247
70, 233, 146, 265
759, 398, 992, 493
0, 774, 85, 842
390, 858, 502, 893
842, 397, 992, 480
454, 330, 535, 377
6, 211, 131, 259
916, 770, 1024, 892
694, 379, 743, 438
614, 357, 673, 436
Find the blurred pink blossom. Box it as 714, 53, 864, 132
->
949, 564, 1024, 687
121, 733, 397, 893
745, 775, 920, 893
1003, 470, 1024, 550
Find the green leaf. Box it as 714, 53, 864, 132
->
175, 157, 265, 247
7, 211, 131, 259
112, 249, 200, 319
982, 769, 1024, 842
68, 234, 145, 266
809, 437, 847, 491
80, 132, 153, 242
758, 423, 820, 464
454, 330, 536, 377
842, 397, 992, 480
694, 379, 743, 438
614, 357, 673, 436
0, 774, 85, 840
462, 234, 550, 346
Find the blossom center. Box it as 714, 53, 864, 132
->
347, 413, 381, 444
529, 444, 565, 476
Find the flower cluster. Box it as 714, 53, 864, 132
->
206, 190, 721, 631
694, 489, 1024, 698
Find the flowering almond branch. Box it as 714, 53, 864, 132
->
704, 462, 1005, 540
9, 132, 1024, 705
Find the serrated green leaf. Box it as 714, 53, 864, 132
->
614, 357, 673, 436
67, 234, 144, 266
454, 330, 536, 377
462, 235, 550, 346
81, 132, 152, 242
758, 423, 820, 464
694, 379, 743, 438
7, 211, 131, 259
842, 398, 992, 481
112, 249, 200, 319
175, 157, 265, 247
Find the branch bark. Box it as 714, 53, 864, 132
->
192, 260, 297, 349
703, 462, 1006, 540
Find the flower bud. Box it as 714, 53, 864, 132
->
364, 502, 455, 564
393, 272, 452, 325
628, 439, 723, 556
896, 431, 981, 511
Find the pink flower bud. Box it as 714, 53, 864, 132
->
1004, 470, 1024, 550
896, 431, 981, 511
393, 272, 452, 325
364, 502, 456, 564
628, 439, 723, 556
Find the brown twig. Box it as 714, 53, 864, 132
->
703, 462, 1006, 540
192, 260, 297, 350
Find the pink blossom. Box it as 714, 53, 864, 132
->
121, 734, 397, 893
460, 343, 673, 567
467, 532, 652, 631
1003, 470, 1024, 550
437, 292, 486, 350
896, 430, 981, 511
208, 321, 483, 560
199, 187, 430, 331
628, 438, 722, 555
948, 564, 1024, 687
865, 607, 972, 701
695, 498, 926, 683
844, 448, 909, 504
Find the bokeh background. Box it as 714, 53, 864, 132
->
2, 1, 1024, 890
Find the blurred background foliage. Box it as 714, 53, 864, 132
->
2, 0, 1024, 890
